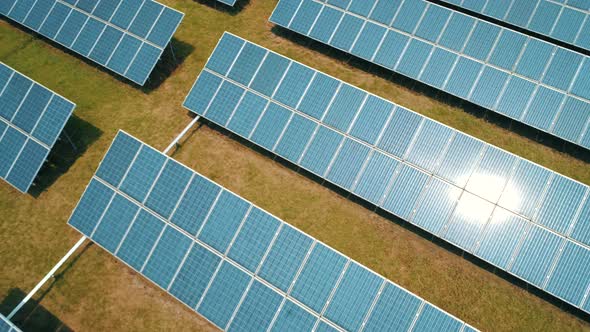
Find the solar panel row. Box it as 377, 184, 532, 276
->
438, 0, 590, 52
0, 62, 75, 193
269, 0, 590, 150
184, 33, 590, 314
0, 313, 21, 332
68, 130, 476, 332
0, 0, 184, 85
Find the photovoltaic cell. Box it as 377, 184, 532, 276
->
269, 0, 590, 150
323, 262, 382, 331
270, 300, 316, 331
184, 32, 590, 314
1, 0, 184, 85
436, 0, 590, 52
0, 62, 75, 193
413, 304, 465, 332
68, 130, 473, 331
290, 243, 347, 312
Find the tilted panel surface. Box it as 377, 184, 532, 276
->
435, 0, 590, 52
0, 313, 22, 332
183, 32, 590, 314
0, 0, 184, 85
0, 62, 75, 193
269, 0, 590, 150
68, 130, 475, 332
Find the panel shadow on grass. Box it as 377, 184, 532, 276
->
0, 242, 92, 331
0, 18, 194, 93
270, 26, 590, 164
30, 115, 102, 198
0, 289, 73, 332
197, 118, 590, 324
195, 0, 251, 16
141, 38, 195, 92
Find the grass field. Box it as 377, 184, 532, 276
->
1, 0, 590, 331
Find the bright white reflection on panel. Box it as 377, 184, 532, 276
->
452, 191, 495, 225
495, 182, 521, 210
465, 173, 520, 208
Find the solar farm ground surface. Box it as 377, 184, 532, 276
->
0, 1, 589, 331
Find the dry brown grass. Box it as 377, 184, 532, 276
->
1, 0, 589, 331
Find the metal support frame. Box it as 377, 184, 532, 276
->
164, 116, 201, 154
9, 115, 201, 320
62, 129, 78, 153
8, 236, 87, 319
168, 42, 177, 64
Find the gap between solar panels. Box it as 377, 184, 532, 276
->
183, 32, 590, 316
269, 0, 590, 151
429, 0, 590, 54
6, 115, 200, 321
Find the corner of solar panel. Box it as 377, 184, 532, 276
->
1, 0, 184, 86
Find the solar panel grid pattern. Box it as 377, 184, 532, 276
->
0, 62, 75, 193
183, 32, 590, 313
269, 0, 590, 150
0, 314, 21, 332
437, 0, 590, 52
0, 0, 184, 85
68, 130, 475, 332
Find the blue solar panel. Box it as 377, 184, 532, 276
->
270, 0, 590, 150
0, 63, 75, 193
1, 0, 184, 85
323, 262, 382, 331
365, 282, 423, 331
92, 193, 139, 253
0, 313, 22, 332
413, 303, 465, 332
290, 243, 347, 312
68, 130, 473, 331
270, 300, 316, 331
437, 0, 590, 52
184, 32, 590, 315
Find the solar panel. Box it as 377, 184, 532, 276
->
0, 62, 75, 193
269, 0, 590, 151
0, 313, 22, 332
436, 0, 590, 52
0, 0, 184, 86
184, 32, 590, 314
67, 130, 476, 332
